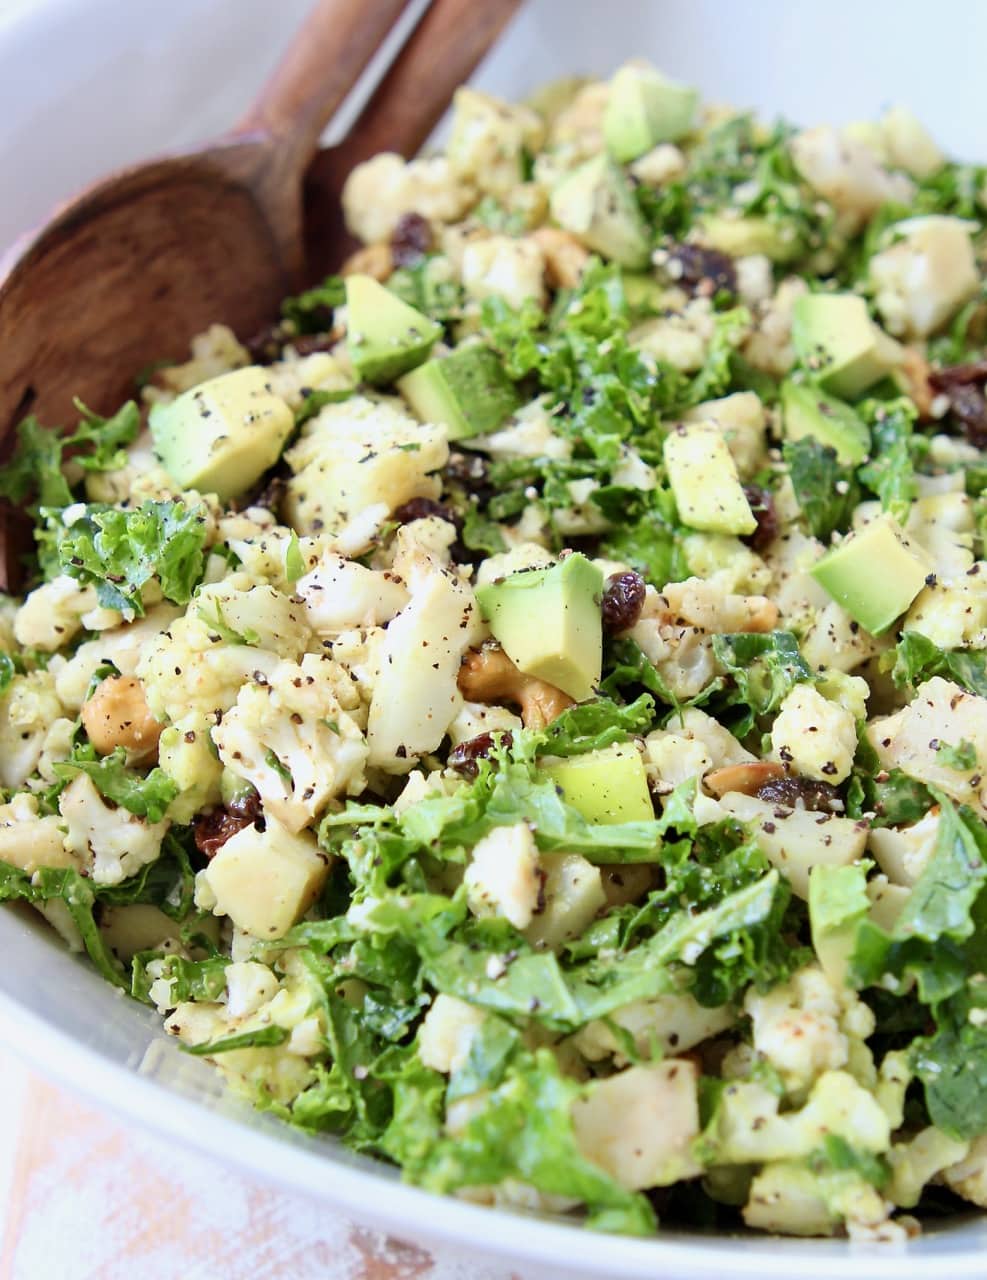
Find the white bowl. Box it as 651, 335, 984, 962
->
2, 2, 987, 1274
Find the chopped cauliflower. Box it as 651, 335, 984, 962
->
211, 653, 368, 833
0, 792, 78, 873
341, 152, 477, 244
142, 324, 249, 405
0, 671, 65, 789
57, 603, 183, 712
283, 395, 447, 539
59, 772, 169, 886
790, 126, 914, 231
418, 994, 487, 1073
869, 809, 940, 887
870, 216, 979, 338
469, 396, 572, 461
770, 684, 857, 784
630, 298, 717, 372
190, 577, 312, 659
447, 87, 546, 197
464, 822, 541, 930
13, 575, 101, 652
297, 553, 408, 636
461, 234, 547, 311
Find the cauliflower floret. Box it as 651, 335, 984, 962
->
881, 107, 945, 179
469, 396, 572, 461
548, 80, 609, 153
0, 792, 78, 873
870, 216, 979, 339
297, 553, 408, 637
682, 533, 771, 595
341, 152, 477, 245
283, 395, 447, 539
212, 653, 368, 833
13, 575, 102, 652
657, 576, 777, 635
461, 234, 547, 311
224, 961, 281, 1019
868, 677, 987, 816
801, 600, 881, 674
446, 700, 523, 747
137, 611, 281, 725
905, 577, 987, 650
683, 390, 767, 479
905, 492, 976, 582
742, 276, 808, 377
745, 965, 875, 1095
56, 603, 184, 713
464, 822, 541, 930
644, 729, 714, 789
790, 126, 914, 231
734, 253, 774, 306
190, 577, 312, 659
418, 994, 487, 1073
629, 142, 686, 186
266, 350, 354, 411
141, 323, 249, 407
628, 618, 716, 699
59, 772, 169, 885
888, 1126, 970, 1209
447, 87, 546, 197
674, 706, 755, 769
33, 716, 77, 786
157, 712, 224, 824
943, 1134, 987, 1208
868, 809, 939, 888
630, 297, 718, 372
0, 671, 65, 789
770, 684, 857, 784
366, 535, 483, 770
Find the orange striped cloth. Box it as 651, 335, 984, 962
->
0, 1044, 525, 1280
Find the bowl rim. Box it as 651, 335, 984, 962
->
1, 981, 985, 1277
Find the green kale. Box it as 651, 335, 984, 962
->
888, 631, 987, 698
711, 630, 814, 736
280, 275, 345, 332
935, 739, 978, 771
48, 499, 208, 614
54, 745, 178, 823
856, 398, 919, 524
782, 437, 859, 540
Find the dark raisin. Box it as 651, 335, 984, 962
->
390, 212, 433, 268
448, 730, 513, 778
446, 450, 491, 496
601, 571, 647, 633
244, 322, 285, 365
290, 332, 339, 357
928, 359, 987, 390
754, 775, 843, 813
666, 243, 737, 296
393, 497, 458, 527
742, 485, 779, 552
193, 809, 252, 859
943, 382, 987, 447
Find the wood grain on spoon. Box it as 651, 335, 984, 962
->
0, 0, 522, 591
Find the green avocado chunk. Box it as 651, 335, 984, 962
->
810, 514, 930, 635
781, 381, 871, 466
542, 742, 654, 824
148, 366, 294, 504
475, 553, 604, 702
663, 423, 757, 535
397, 345, 521, 440
550, 155, 651, 270
791, 293, 900, 399
699, 213, 801, 264
345, 273, 442, 385
603, 64, 698, 162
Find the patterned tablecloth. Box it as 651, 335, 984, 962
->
0, 1042, 528, 1280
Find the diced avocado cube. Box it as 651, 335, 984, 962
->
663, 423, 756, 536
345, 273, 442, 385
603, 64, 698, 162
475, 553, 603, 702
397, 345, 520, 440
791, 293, 901, 399
810, 514, 930, 635
781, 380, 870, 466
550, 155, 651, 270
699, 213, 801, 264
542, 742, 654, 824
148, 366, 294, 503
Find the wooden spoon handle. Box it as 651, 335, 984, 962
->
332, 0, 523, 166
236, 0, 411, 170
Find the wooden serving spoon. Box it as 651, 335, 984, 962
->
0, 0, 521, 588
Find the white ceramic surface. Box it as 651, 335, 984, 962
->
2, 2, 987, 1275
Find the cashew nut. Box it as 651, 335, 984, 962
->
457, 645, 574, 730
704, 760, 785, 799
531, 227, 591, 290
81, 675, 163, 763
341, 242, 394, 282
900, 345, 936, 419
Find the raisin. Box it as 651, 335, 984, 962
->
227, 788, 263, 822
928, 359, 987, 390
390, 212, 433, 269
944, 383, 987, 447
448, 730, 514, 778
393, 497, 458, 527
666, 244, 737, 296
193, 808, 253, 859
754, 775, 843, 813
601, 571, 647, 633
742, 485, 779, 552
244, 322, 284, 366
